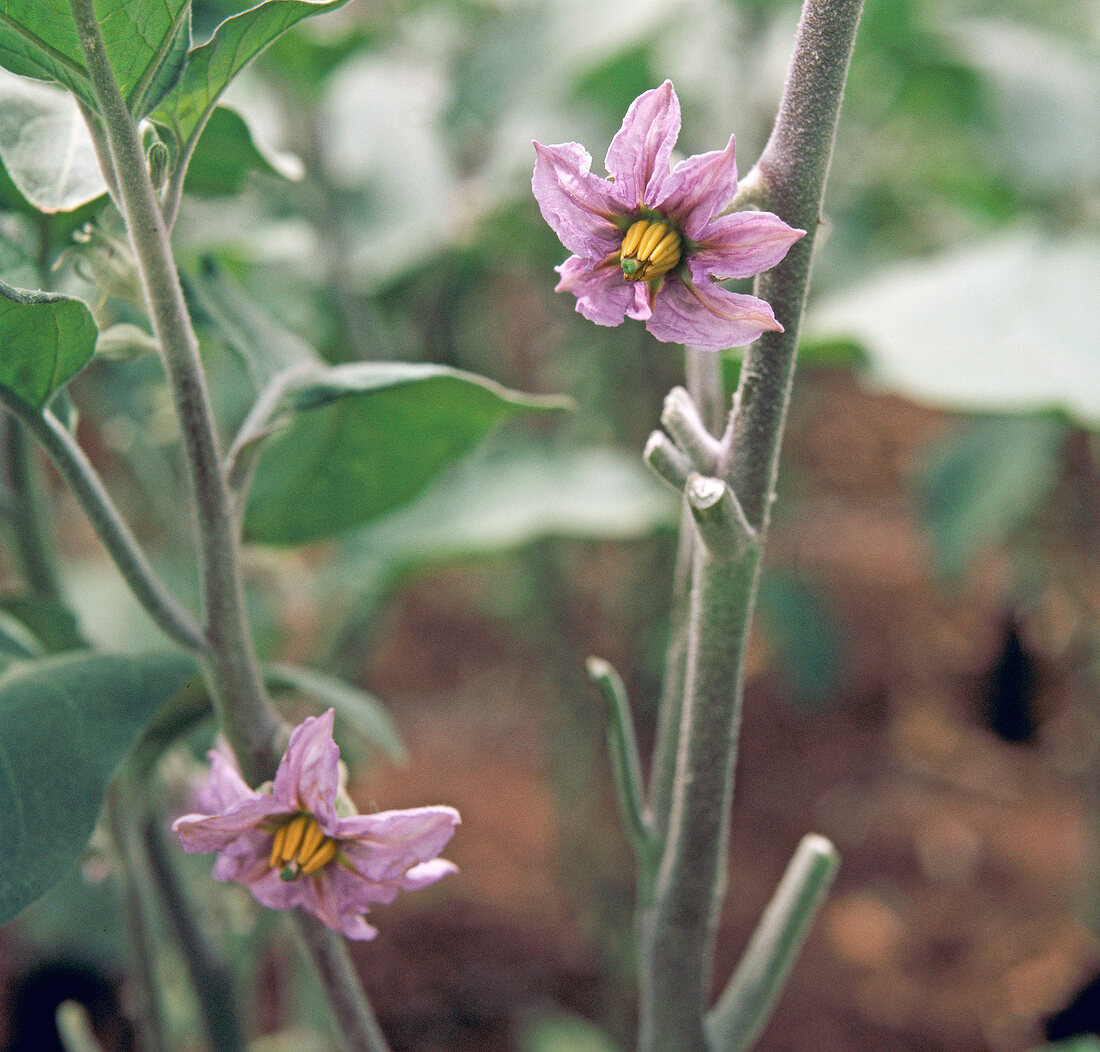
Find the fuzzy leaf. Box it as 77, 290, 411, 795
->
0, 650, 200, 923
0, 279, 97, 409
152, 0, 350, 169
0, 0, 191, 118
0, 68, 105, 212
243, 363, 570, 545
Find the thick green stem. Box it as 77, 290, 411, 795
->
67, 0, 280, 783
638, 1, 862, 1049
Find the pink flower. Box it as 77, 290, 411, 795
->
172, 710, 459, 940
532, 81, 804, 351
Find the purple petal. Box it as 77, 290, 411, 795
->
626, 281, 654, 321
654, 137, 738, 240
555, 255, 636, 327
399, 858, 458, 891
337, 805, 460, 883
532, 142, 624, 259
196, 747, 254, 812
688, 211, 805, 281
172, 795, 283, 854
604, 81, 680, 211
312, 870, 386, 939
647, 277, 783, 350
272, 709, 340, 826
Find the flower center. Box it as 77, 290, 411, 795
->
269, 813, 338, 881
619, 219, 682, 283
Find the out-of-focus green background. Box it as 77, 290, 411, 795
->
1, 0, 1098, 1049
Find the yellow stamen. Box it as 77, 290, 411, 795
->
280, 814, 309, 865
297, 819, 326, 868
619, 219, 681, 283
268, 823, 289, 869
620, 219, 648, 258
299, 838, 338, 876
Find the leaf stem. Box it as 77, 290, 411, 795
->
0, 395, 207, 652
293, 914, 393, 1052
143, 811, 246, 1052
706, 835, 839, 1052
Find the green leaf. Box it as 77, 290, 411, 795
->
243, 364, 570, 545
0, 595, 85, 652
919, 415, 1066, 580
808, 230, 1100, 430
265, 663, 405, 763
0, 279, 97, 409
183, 104, 301, 198
336, 439, 675, 587
0, 0, 191, 118
0, 67, 105, 212
186, 259, 319, 392
0, 650, 200, 924
151, 0, 350, 173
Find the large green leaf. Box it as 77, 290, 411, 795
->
0, 279, 97, 409
0, 650, 200, 924
807, 230, 1100, 429
0, 67, 105, 212
0, 0, 190, 118
183, 104, 302, 198
151, 0, 350, 170
243, 363, 569, 545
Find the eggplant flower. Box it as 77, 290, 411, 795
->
532, 81, 804, 351
173, 709, 459, 940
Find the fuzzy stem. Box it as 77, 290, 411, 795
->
706, 835, 839, 1052
638, 1, 861, 1048
293, 914, 393, 1052
0, 397, 207, 652
67, 0, 280, 783
67, 7, 387, 1048
587, 657, 656, 859
143, 814, 246, 1052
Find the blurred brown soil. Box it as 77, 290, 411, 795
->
352, 368, 1100, 1052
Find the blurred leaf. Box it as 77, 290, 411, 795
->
0, 0, 191, 118
0, 650, 200, 924
0, 280, 97, 409
265, 663, 405, 763
244, 364, 570, 545
152, 0, 350, 173
183, 104, 302, 198
952, 19, 1100, 190
0, 595, 85, 652
520, 1012, 620, 1052
332, 440, 677, 601
0, 608, 44, 664
0, 69, 105, 212
756, 574, 842, 710
187, 258, 319, 391
809, 230, 1100, 429
919, 415, 1065, 580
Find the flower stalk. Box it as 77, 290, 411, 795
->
65, 3, 395, 1046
